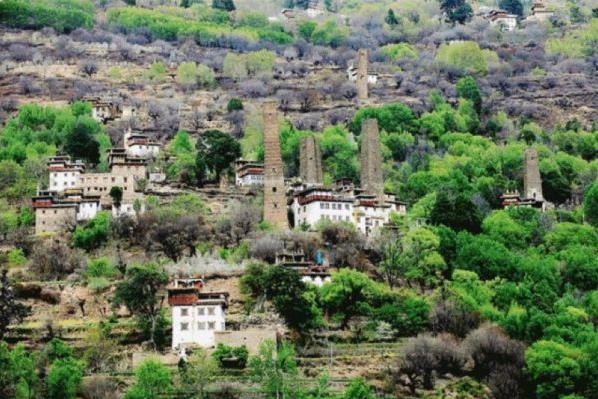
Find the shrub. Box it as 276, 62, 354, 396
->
226, 98, 244, 112
435, 41, 498, 74
0, 0, 94, 33
72, 212, 111, 251
212, 343, 249, 369
85, 258, 118, 279
380, 43, 418, 61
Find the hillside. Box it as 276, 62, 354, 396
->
0, 0, 597, 399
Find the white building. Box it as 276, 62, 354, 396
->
48, 156, 85, 192
291, 187, 407, 236
347, 63, 378, 84
235, 159, 264, 187
168, 281, 229, 350
485, 10, 518, 31
124, 129, 161, 159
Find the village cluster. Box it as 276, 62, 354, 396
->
29, 42, 554, 352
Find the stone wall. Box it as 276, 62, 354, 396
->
360, 119, 384, 200
35, 206, 76, 235
262, 101, 288, 229
215, 328, 278, 354
299, 136, 323, 184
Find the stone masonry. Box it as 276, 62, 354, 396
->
360, 119, 384, 201
262, 101, 288, 229
356, 49, 369, 101
299, 136, 323, 185
524, 147, 544, 201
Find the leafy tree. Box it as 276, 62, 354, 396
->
525, 340, 583, 399
124, 359, 172, 399
584, 181, 598, 227
64, 117, 101, 164
385, 9, 399, 26
499, 0, 523, 16
559, 245, 598, 291
180, 349, 218, 399
0, 268, 29, 340
109, 186, 123, 209
0, 342, 39, 399
47, 358, 84, 399
196, 130, 241, 182
435, 41, 497, 74
72, 211, 111, 251
456, 76, 482, 114
212, 0, 235, 12
343, 378, 375, 399
400, 227, 447, 290
113, 264, 169, 348
430, 190, 482, 233
249, 340, 299, 399
439, 0, 473, 24
298, 21, 317, 41
455, 232, 518, 280
378, 231, 402, 288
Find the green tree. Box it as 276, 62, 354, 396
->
584, 181, 598, 227
196, 130, 241, 182
430, 190, 482, 233
525, 340, 583, 399
72, 211, 111, 251
180, 349, 218, 399
400, 227, 447, 290
298, 20, 317, 41
212, 0, 235, 12
227, 98, 244, 112
499, 0, 523, 16
249, 340, 299, 399
64, 117, 101, 164
125, 359, 172, 399
0, 269, 30, 341
343, 378, 375, 399
46, 358, 84, 399
456, 76, 482, 114
113, 264, 169, 348
109, 186, 123, 209
439, 0, 473, 24
385, 9, 399, 26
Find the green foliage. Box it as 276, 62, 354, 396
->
113, 264, 169, 347
430, 190, 482, 233
309, 21, 348, 47
584, 181, 598, 227
196, 130, 241, 182
85, 257, 118, 279
176, 62, 215, 88
109, 186, 123, 208
47, 358, 84, 399
439, 0, 473, 24
227, 98, 244, 112
0, 342, 39, 399
342, 378, 375, 399
212, 0, 235, 11
212, 343, 249, 368
72, 211, 111, 251
0, 0, 94, 33
298, 20, 317, 40
350, 103, 418, 136
545, 19, 598, 58
435, 41, 498, 74
456, 76, 482, 114
249, 340, 300, 399
124, 359, 173, 399
499, 0, 523, 16
380, 43, 418, 61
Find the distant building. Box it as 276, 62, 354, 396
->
48, 156, 85, 192
124, 129, 161, 159
485, 9, 518, 31
500, 148, 552, 211
291, 186, 406, 236
526, 1, 554, 22
235, 159, 264, 187
32, 189, 100, 234
275, 250, 331, 287
168, 279, 229, 350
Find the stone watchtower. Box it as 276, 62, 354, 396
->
356, 49, 369, 101
360, 119, 384, 201
262, 101, 288, 229
299, 136, 323, 185
524, 147, 544, 201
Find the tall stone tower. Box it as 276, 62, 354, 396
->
262, 101, 288, 229
524, 147, 544, 201
360, 119, 384, 201
356, 49, 369, 101
299, 136, 323, 185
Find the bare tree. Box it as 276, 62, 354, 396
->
80, 60, 99, 77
